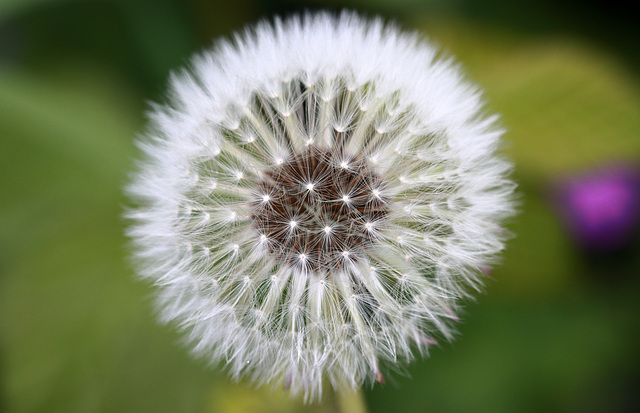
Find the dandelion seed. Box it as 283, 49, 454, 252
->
126, 11, 515, 402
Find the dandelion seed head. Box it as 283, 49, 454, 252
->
126, 11, 515, 402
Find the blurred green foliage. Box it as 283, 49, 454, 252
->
1, 1, 639, 412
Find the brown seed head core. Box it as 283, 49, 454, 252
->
252, 147, 389, 273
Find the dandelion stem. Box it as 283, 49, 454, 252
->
335, 388, 368, 413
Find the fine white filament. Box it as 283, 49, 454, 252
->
127, 11, 515, 402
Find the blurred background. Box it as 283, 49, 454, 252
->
1, 0, 639, 412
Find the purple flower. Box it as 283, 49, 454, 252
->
553, 163, 640, 251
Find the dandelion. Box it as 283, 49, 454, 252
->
126, 11, 515, 402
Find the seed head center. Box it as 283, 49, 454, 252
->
252, 148, 388, 273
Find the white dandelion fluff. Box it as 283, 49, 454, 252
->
126, 11, 515, 402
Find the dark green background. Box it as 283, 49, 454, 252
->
1, 0, 639, 412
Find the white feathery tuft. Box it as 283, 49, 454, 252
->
126, 11, 516, 402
